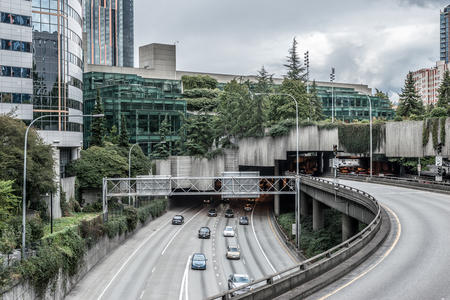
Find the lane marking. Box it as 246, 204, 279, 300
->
139, 290, 145, 300
97, 206, 194, 300
151, 267, 156, 273
178, 255, 191, 300
318, 204, 402, 300
251, 202, 278, 277
161, 208, 204, 255
185, 256, 189, 300
267, 208, 299, 264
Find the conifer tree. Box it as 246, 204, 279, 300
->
89, 90, 105, 147
283, 37, 306, 81
437, 70, 450, 113
105, 125, 119, 144
119, 114, 129, 147
255, 66, 273, 93
396, 72, 424, 118
310, 80, 324, 121
152, 115, 171, 159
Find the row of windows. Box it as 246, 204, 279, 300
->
1, 39, 31, 52
66, 4, 82, 26
0, 93, 32, 104
69, 76, 82, 89
67, 29, 82, 47
1, 66, 31, 78
1, 12, 31, 26
68, 52, 82, 68
33, 96, 82, 111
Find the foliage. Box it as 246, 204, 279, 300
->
394, 116, 403, 122
0, 116, 55, 208
105, 125, 120, 144
268, 79, 310, 123
103, 217, 127, 238
137, 198, 167, 224
0, 180, 20, 232
437, 70, 450, 113
183, 88, 220, 99
124, 206, 138, 232
441, 117, 446, 146
374, 89, 390, 101
254, 66, 274, 93
338, 122, 386, 153
283, 37, 306, 81
182, 75, 218, 90
396, 72, 424, 118
277, 209, 342, 258
119, 115, 129, 147
67, 146, 128, 189
89, 90, 106, 147
43, 213, 99, 237
389, 156, 434, 172
186, 97, 219, 112
82, 201, 103, 213
309, 80, 324, 121
430, 107, 447, 118
422, 118, 446, 149
178, 113, 216, 156
152, 115, 171, 159
0, 226, 16, 256
79, 216, 103, 249
268, 119, 296, 137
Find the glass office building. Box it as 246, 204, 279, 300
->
441, 5, 450, 63
83, 0, 134, 67
316, 86, 394, 122
83, 71, 186, 156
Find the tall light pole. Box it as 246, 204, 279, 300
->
22, 113, 104, 259
365, 95, 373, 178
304, 51, 311, 120
330, 68, 336, 123
252, 92, 301, 248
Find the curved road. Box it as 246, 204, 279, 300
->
66, 197, 298, 300
308, 179, 450, 300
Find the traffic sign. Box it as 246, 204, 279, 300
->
436, 156, 443, 167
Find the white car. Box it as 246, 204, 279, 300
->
228, 274, 252, 295
223, 226, 235, 237
226, 245, 241, 259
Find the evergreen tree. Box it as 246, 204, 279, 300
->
283, 37, 306, 81
255, 66, 274, 93
396, 72, 424, 118
375, 89, 389, 100
152, 115, 171, 159
105, 125, 119, 144
310, 80, 324, 121
89, 90, 106, 147
180, 112, 215, 156
119, 114, 129, 147
437, 70, 450, 113
268, 79, 309, 123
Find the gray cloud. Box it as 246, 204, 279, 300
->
135, 0, 445, 98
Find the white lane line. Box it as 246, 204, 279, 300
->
151, 267, 156, 273
161, 208, 205, 255
97, 206, 194, 300
185, 256, 190, 300
178, 255, 191, 300
139, 290, 145, 300
251, 202, 279, 278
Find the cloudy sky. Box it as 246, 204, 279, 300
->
135, 0, 449, 101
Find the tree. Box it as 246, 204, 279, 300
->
437, 70, 450, 112
283, 37, 306, 81
182, 75, 218, 90
119, 115, 129, 147
396, 72, 424, 118
90, 90, 106, 147
179, 113, 216, 156
0, 116, 55, 206
105, 125, 119, 144
152, 115, 171, 159
375, 88, 389, 100
182, 88, 220, 112
309, 80, 324, 121
268, 79, 310, 123
255, 66, 274, 93
0, 181, 20, 233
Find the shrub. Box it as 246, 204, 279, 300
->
103, 217, 127, 238
79, 216, 104, 248
430, 107, 447, 118
124, 206, 138, 232
82, 201, 103, 213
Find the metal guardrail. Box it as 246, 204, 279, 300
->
207, 176, 382, 300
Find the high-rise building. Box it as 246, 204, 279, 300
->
440, 5, 450, 63
412, 61, 449, 106
83, 0, 134, 67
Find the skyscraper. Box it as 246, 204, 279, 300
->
440, 5, 450, 63
83, 0, 134, 67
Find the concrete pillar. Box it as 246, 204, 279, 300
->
300, 192, 312, 216
274, 161, 280, 216
342, 214, 359, 241
313, 199, 325, 231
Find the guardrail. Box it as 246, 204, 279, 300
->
207, 176, 384, 300
337, 173, 450, 194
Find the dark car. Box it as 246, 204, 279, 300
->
225, 208, 234, 218
222, 198, 230, 204
208, 208, 217, 217
198, 226, 211, 239
172, 215, 184, 225
191, 253, 207, 270
239, 216, 249, 225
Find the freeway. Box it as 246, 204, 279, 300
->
66, 197, 298, 300
307, 179, 450, 300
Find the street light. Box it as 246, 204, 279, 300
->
330, 68, 336, 123
22, 113, 104, 259
365, 95, 373, 178
252, 92, 301, 248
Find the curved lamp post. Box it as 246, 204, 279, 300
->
365, 95, 373, 178
22, 113, 104, 259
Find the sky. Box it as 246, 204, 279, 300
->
135, 0, 449, 102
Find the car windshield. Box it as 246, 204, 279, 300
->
193, 254, 205, 261
174, 216, 182, 220
225, 226, 233, 231
209, 209, 215, 212
241, 217, 247, 220
200, 228, 209, 233
234, 275, 250, 283
229, 247, 238, 252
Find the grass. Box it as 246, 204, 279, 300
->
43, 213, 101, 237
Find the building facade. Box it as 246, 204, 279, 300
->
412, 60, 449, 106
441, 5, 450, 63
83, 0, 134, 67
83, 66, 185, 156
0, 0, 33, 120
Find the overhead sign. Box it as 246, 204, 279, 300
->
222, 171, 260, 199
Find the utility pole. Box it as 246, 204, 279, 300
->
330, 68, 335, 123
304, 51, 311, 120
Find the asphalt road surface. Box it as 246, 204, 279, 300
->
308, 179, 450, 300
66, 197, 298, 300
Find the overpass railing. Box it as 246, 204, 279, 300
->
208, 176, 383, 300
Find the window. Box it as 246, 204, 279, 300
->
1, 39, 11, 50
0, 12, 31, 27
2, 66, 11, 76
2, 93, 11, 103
12, 93, 21, 103
12, 67, 21, 77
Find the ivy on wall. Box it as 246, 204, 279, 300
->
337, 122, 386, 154
422, 117, 447, 149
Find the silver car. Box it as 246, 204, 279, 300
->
228, 274, 252, 295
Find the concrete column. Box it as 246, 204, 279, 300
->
274, 161, 280, 216
300, 192, 312, 216
342, 214, 359, 241
313, 199, 325, 231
